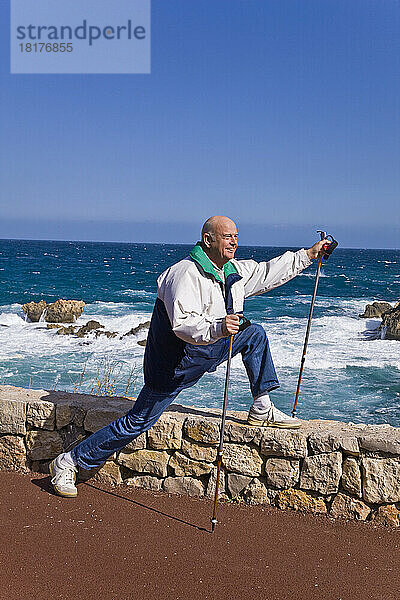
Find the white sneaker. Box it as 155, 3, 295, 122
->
49, 457, 78, 498
247, 403, 301, 429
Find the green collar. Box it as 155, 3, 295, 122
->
189, 242, 238, 283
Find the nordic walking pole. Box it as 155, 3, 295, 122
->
211, 316, 251, 533
291, 254, 323, 418
211, 333, 233, 533
292, 231, 338, 418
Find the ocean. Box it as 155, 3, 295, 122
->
0, 239, 399, 427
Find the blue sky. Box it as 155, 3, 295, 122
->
0, 0, 399, 248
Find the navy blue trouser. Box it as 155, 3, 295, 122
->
72, 324, 279, 470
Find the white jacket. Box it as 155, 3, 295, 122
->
157, 245, 312, 346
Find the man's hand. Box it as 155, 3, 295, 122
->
222, 314, 241, 336
306, 239, 329, 260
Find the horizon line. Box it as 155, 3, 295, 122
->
0, 236, 399, 252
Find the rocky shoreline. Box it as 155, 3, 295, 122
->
359, 299, 400, 340
21, 299, 150, 345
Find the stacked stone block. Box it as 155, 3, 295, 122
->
0, 385, 399, 527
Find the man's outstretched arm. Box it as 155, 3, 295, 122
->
238, 239, 328, 298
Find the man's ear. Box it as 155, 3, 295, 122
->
203, 233, 212, 248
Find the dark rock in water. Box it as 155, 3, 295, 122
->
22, 299, 85, 323
22, 300, 47, 322
56, 326, 77, 336
104, 331, 118, 339
44, 314, 144, 341
51, 319, 117, 339
359, 302, 393, 318
123, 321, 151, 337
95, 330, 118, 339
76, 320, 104, 337
137, 339, 147, 346
380, 305, 400, 340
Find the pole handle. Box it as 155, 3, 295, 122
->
238, 316, 251, 331
317, 230, 339, 260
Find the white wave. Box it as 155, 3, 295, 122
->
118, 289, 156, 298
85, 313, 151, 335
364, 319, 381, 330
299, 271, 328, 278
263, 313, 400, 372
81, 302, 152, 330
270, 297, 372, 319
0, 301, 151, 383
0, 312, 26, 327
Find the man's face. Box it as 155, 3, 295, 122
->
204, 218, 238, 268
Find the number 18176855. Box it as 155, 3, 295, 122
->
19, 42, 73, 52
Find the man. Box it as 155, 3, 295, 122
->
50, 216, 327, 498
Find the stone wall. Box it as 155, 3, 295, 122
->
1, 385, 399, 526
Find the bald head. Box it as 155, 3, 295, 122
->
201, 216, 238, 268
201, 216, 237, 240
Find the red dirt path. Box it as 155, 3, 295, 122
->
0, 471, 399, 600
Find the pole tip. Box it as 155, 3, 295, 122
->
211, 518, 217, 532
